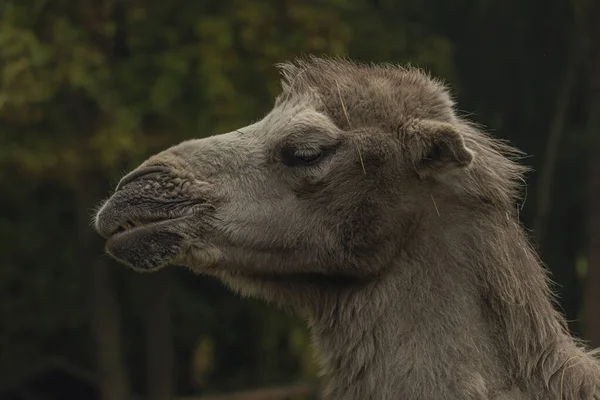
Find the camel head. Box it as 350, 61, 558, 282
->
94, 57, 488, 302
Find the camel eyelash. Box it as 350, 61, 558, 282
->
281, 146, 324, 167
279, 140, 340, 168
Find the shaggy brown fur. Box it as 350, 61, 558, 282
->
95, 57, 600, 399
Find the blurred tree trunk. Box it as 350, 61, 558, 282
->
534, 37, 581, 246
588, 158, 600, 347
584, 0, 600, 348
91, 260, 133, 400
76, 182, 132, 400
145, 270, 174, 400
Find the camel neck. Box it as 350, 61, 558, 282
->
305, 214, 582, 399
307, 255, 507, 400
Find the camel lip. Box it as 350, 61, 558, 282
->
105, 218, 183, 245
104, 217, 189, 271
104, 215, 175, 240
103, 213, 194, 243
95, 209, 170, 239
106, 218, 171, 241
94, 191, 201, 239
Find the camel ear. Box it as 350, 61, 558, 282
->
406, 120, 474, 177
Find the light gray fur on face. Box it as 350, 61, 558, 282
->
94, 57, 600, 399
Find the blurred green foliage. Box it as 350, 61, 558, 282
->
0, 0, 597, 398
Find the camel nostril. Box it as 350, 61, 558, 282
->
115, 166, 171, 192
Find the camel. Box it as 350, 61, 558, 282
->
94, 57, 600, 399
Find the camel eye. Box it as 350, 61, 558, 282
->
281, 147, 323, 167
295, 150, 322, 163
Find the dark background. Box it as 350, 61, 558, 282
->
1, 0, 599, 399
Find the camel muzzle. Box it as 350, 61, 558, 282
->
93, 163, 207, 271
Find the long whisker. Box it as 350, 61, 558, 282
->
336, 80, 366, 175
